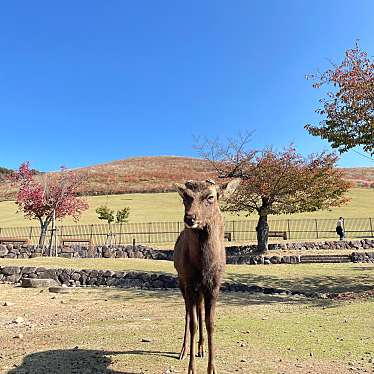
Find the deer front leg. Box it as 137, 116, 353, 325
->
197, 294, 204, 358
204, 291, 218, 374
179, 304, 189, 360
187, 296, 198, 374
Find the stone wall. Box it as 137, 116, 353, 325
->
227, 238, 374, 254
0, 244, 173, 261
1, 239, 374, 265
0, 265, 316, 297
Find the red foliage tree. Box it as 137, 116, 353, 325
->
13, 162, 88, 247
198, 136, 351, 252
305, 42, 374, 156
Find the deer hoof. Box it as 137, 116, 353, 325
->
188, 364, 196, 374
197, 344, 204, 358
207, 364, 216, 374
178, 345, 187, 360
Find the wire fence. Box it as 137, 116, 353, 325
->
0, 217, 373, 246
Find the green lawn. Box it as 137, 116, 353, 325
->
0, 188, 373, 227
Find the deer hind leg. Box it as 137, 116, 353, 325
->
204, 290, 218, 374
179, 303, 189, 360
197, 292, 205, 358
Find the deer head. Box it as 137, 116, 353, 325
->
175, 179, 240, 230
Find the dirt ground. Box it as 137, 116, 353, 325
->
0, 284, 373, 374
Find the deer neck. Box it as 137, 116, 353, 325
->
198, 215, 224, 258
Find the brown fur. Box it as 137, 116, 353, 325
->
174, 180, 227, 374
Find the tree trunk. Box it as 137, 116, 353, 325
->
38, 221, 49, 248
256, 214, 269, 253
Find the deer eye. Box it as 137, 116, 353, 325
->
207, 195, 215, 203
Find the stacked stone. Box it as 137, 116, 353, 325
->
351, 251, 374, 263
0, 265, 178, 289
0, 243, 174, 261
0, 265, 317, 297
0, 244, 43, 259
269, 239, 374, 251
1, 240, 374, 264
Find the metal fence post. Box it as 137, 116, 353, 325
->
90, 224, 94, 244
315, 219, 319, 239
119, 222, 122, 245
29, 226, 33, 240
232, 221, 235, 242
370, 218, 373, 238
287, 219, 291, 240
60, 226, 64, 246
148, 222, 152, 244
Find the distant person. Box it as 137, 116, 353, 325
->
336, 217, 345, 240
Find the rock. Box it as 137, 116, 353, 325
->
21, 278, 59, 288
141, 338, 152, 342
1, 266, 21, 275
0, 244, 8, 256
270, 256, 280, 264
13, 317, 24, 324
71, 272, 81, 281
13, 334, 23, 339
103, 270, 115, 277
21, 266, 37, 274
5, 274, 22, 283
37, 269, 59, 281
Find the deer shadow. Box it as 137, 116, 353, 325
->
6, 349, 142, 374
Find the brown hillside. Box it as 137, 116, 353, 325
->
71, 156, 217, 195
0, 166, 13, 182
0, 157, 373, 199
341, 167, 374, 188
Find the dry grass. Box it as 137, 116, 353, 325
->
0, 283, 373, 374
0, 188, 373, 228
1, 260, 373, 373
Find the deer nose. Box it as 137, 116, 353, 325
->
184, 214, 196, 227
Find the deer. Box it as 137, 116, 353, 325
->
174, 179, 239, 374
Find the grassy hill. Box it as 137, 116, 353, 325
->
1, 156, 373, 199
58, 158, 374, 192
74, 156, 217, 195
0, 166, 13, 182
0, 156, 216, 198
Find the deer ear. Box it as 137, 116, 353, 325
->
220, 179, 241, 200
174, 183, 186, 198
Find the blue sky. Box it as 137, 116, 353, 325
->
0, 1, 373, 171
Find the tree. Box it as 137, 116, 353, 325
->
198, 136, 351, 252
305, 42, 374, 156
96, 205, 115, 224
96, 206, 130, 224
13, 162, 88, 247
116, 207, 130, 223
96, 205, 130, 245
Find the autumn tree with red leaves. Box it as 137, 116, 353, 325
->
198, 135, 351, 252
305, 42, 374, 156
13, 162, 88, 247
